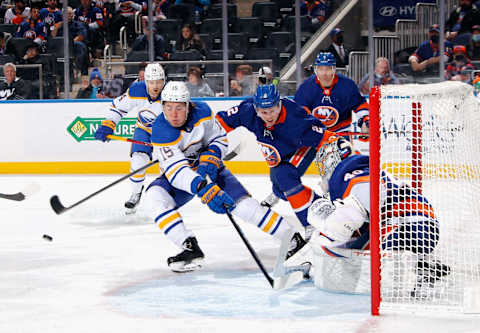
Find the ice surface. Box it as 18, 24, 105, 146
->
0, 175, 478, 333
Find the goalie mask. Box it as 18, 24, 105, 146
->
315, 136, 352, 192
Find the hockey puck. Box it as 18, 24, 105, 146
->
42, 234, 53, 242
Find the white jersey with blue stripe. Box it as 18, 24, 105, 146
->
151, 101, 228, 193
105, 81, 163, 133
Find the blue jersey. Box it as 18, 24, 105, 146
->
294, 74, 369, 132
74, 6, 104, 29
16, 19, 48, 41
412, 40, 453, 62
40, 7, 62, 33
216, 97, 328, 167
329, 154, 436, 222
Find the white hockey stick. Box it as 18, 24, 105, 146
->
0, 182, 40, 201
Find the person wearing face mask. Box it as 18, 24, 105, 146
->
446, 0, 480, 43
409, 24, 454, 73
445, 45, 476, 81
358, 57, 400, 95
470, 25, 480, 59
326, 28, 349, 68
76, 68, 106, 99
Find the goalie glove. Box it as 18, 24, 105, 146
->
94, 120, 116, 142
308, 197, 336, 228
197, 146, 222, 182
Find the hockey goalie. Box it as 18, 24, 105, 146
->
287, 136, 451, 296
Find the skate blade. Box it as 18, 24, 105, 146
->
169, 258, 203, 273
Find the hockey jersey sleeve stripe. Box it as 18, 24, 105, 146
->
166, 162, 190, 180
168, 165, 190, 184
289, 146, 311, 167
330, 117, 353, 132
152, 132, 183, 146
215, 114, 235, 133
354, 101, 369, 113
164, 158, 190, 174
342, 175, 370, 199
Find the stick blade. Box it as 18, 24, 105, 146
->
0, 192, 25, 201
50, 195, 67, 215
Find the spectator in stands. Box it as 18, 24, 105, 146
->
185, 66, 214, 97
0, 62, 32, 100
18, 43, 48, 98
258, 66, 278, 85
145, 0, 168, 22
0, 32, 6, 55
40, 0, 62, 37
470, 25, 480, 59
409, 24, 453, 74
175, 23, 206, 57
358, 57, 400, 95
326, 27, 349, 68
446, 45, 476, 80
4, 0, 30, 25
300, 0, 326, 33
51, 6, 89, 76
16, 4, 48, 47
107, 0, 146, 44
76, 67, 106, 99
174, 0, 210, 24
130, 24, 165, 60
230, 64, 256, 96
75, 0, 105, 58
122, 61, 146, 93
446, 0, 480, 44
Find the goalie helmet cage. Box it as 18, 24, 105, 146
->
369, 82, 480, 316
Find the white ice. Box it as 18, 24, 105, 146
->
1, 175, 478, 333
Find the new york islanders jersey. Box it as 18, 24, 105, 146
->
215, 97, 328, 167
329, 154, 436, 224
105, 81, 162, 133
151, 101, 228, 193
295, 74, 369, 132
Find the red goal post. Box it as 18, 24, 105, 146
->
369, 82, 480, 316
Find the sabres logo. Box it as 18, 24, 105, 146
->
137, 109, 157, 127
259, 142, 281, 167
312, 106, 339, 128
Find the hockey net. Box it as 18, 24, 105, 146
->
369, 81, 480, 315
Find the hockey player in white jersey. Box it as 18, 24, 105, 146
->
94, 63, 165, 214
146, 81, 306, 272
304, 136, 450, 295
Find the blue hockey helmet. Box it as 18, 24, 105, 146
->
314, 52, 336, 67
253, 84, 280, 109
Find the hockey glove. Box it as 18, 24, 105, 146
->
197, 147, 222, 182
194, 178, 235, 214
94, 120, 116, 142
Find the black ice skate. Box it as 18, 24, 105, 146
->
410, 260, 451, 298
124, 186, 143, 214
260, 192, 280, 208
167, 237, 205, 273
286, 232, 307, 260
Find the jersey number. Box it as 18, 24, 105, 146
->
227, 106, 239, 116
158, 147, 174, 161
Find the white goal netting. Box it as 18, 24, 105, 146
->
374, 81, 480, 314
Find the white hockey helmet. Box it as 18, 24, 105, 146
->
144, 63, 165, 81
315, 136, 352, 192
161, 81, 190, 105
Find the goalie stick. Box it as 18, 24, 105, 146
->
50, 160, 159, 214
0, 183, 41, 201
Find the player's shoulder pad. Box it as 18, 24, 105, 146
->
189, 101, 213, 125
151, 114, 182, 145
237, 97, 256, 112
127, 81, 148, 99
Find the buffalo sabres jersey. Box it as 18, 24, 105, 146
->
329, 154, 436, 223
295, 74, 369, 132
151, 101, 228, 193
105, 81, 162, 134
216, 97, 328, 167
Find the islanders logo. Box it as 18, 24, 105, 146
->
259, 142, 281, 167
312, 106, 339, 128
137, 109, 157, 127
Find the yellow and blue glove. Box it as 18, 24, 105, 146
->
197, 146, 222, 182
94, 120, 116, 142
191, 177, 235, 214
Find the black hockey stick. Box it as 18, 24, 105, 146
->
0, 192, 25, 201
50, 160, 159, 215
225, 209, 275, 288
0, 183, 41, 201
